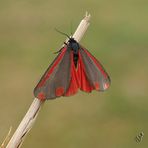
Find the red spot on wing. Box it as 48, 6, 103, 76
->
104, 82, 109, 90
56, 87, 64, 96
37, 92, 46, 100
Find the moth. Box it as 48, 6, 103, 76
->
34, 32, 111, 100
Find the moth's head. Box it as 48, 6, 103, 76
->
68, 37, 80, 52
68, 37, 77, 43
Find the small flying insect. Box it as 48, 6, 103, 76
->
135, 132, 144, 143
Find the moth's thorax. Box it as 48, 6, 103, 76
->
68, 38, 80, 53
68, 38, 79, 67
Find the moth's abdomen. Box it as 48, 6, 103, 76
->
73, 53, 79, 67
70, 42, 79, 68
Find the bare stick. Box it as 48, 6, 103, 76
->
6, 98, 43, 148
6, 12, 91, 148
73, 12, 91, 42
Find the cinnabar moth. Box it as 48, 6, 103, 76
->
34, 34, 111, 100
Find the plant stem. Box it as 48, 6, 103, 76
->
6, 98, 43, 148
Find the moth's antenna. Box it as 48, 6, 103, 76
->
55, 28, 70, 39
70, 22, 73, 37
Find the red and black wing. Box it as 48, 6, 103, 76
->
34, 47, 72, 100
78, 46, 111, 92
34, 44, 110, 100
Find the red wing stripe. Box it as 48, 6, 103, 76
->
37, 48, 67, 87
65, 51, 79, 96
77, 52, 94, 92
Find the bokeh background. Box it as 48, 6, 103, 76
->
0, 0, 148, 147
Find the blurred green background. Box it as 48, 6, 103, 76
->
0, 0, 148, 147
